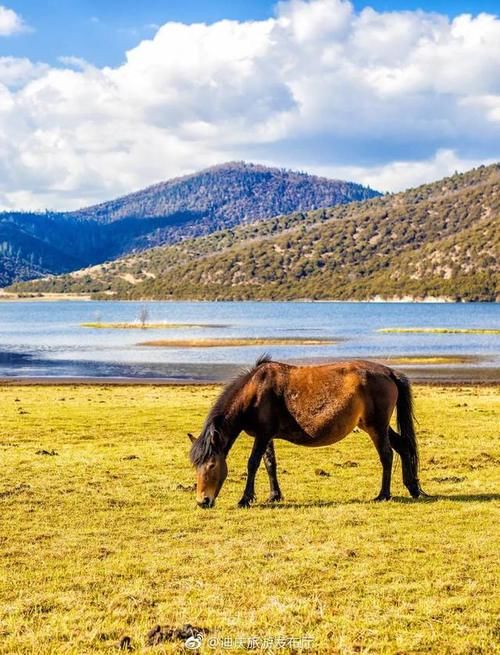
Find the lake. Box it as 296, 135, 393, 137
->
0, 301, 499, 381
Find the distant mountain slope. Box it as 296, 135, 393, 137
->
69, 162, 379, 225
14, 163, 498, 301
0, 162, 379, 286
0, 213, 93, 287
13, 163, 499, 301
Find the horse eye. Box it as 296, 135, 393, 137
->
207, 461, 216, 469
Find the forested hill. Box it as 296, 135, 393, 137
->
10, 164, 499, 301
0, 162, 378, 286
69, 162, 379, 225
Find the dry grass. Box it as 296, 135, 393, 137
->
382, 356, 479, 365
0, 384, 499, 654
378, 328, 500, 335
138, 338, 337, 348
80, 322, 227, 329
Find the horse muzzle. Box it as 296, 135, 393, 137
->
197, 497, 215, 509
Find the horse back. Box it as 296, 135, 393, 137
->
268, 360, 398, 445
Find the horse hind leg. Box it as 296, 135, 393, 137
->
263, 440, 283, 503
368, 425, 393, 501
388, 427, 421, 498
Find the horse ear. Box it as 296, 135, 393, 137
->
187, 433, 196, 444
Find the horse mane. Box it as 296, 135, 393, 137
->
189, 354, 272, 466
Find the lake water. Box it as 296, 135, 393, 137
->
0, 301, 499, 381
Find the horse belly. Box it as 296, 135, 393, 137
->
280, 395, 362, 447
277, 404, 361, 447
297, 411, 360, 446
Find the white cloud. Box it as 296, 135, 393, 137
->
0, 0, 498, 210
0, 57, 48, 87
57, 56, 92, 71
0, 5, 28, 36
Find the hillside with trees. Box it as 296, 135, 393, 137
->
9, 164, 499, 301
0, 162, 378, 286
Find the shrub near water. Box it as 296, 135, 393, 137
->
0, 384, 499, 654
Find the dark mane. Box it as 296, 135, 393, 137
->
189, 354, 272, 466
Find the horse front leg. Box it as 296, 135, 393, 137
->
263, 440, 283, 503
238, 437, 270, 508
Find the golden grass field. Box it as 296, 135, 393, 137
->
0, 384, 499, 654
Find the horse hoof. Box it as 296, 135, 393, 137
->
266, 493, 283, 504
237, 496, 254, 508
408, 483, 430, 498
413, 489, 432, 499
373, 494, 391, 502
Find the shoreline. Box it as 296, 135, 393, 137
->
0, 293, 92, 302
0, 292, 497, 304
1, 372, 499, 386
1, 356, 499, 387
0, 377, 219, 386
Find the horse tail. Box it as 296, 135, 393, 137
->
391, 370, 422, 493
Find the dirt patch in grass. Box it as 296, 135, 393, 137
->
146, 624, 207, 646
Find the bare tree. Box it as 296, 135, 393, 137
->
138, 306, 150, 328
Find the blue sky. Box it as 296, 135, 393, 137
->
0, 0, 498, 210
2, 0, 498, 66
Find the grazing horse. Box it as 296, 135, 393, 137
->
189, 356, 426, 508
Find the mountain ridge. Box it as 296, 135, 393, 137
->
0, 162, 379, 286
68, 161, 375, 223
11, 163, 499, 302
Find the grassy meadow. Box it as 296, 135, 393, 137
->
0, 383, 499, 654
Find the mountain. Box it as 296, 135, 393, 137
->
0, 162, 379, 286
12, 163, 498, 302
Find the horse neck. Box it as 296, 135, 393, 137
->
221, 411, 243, 456
220, 393, 247, 456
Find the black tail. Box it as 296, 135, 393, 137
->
391, 371, 424, 495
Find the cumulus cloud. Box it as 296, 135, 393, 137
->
0, 0, 498, 210
0, 5, 28, 36
0, 56, 48, 87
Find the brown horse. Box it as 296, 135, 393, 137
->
189, 356, 426, 508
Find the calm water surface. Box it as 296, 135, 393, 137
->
0, 301, 499, 381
